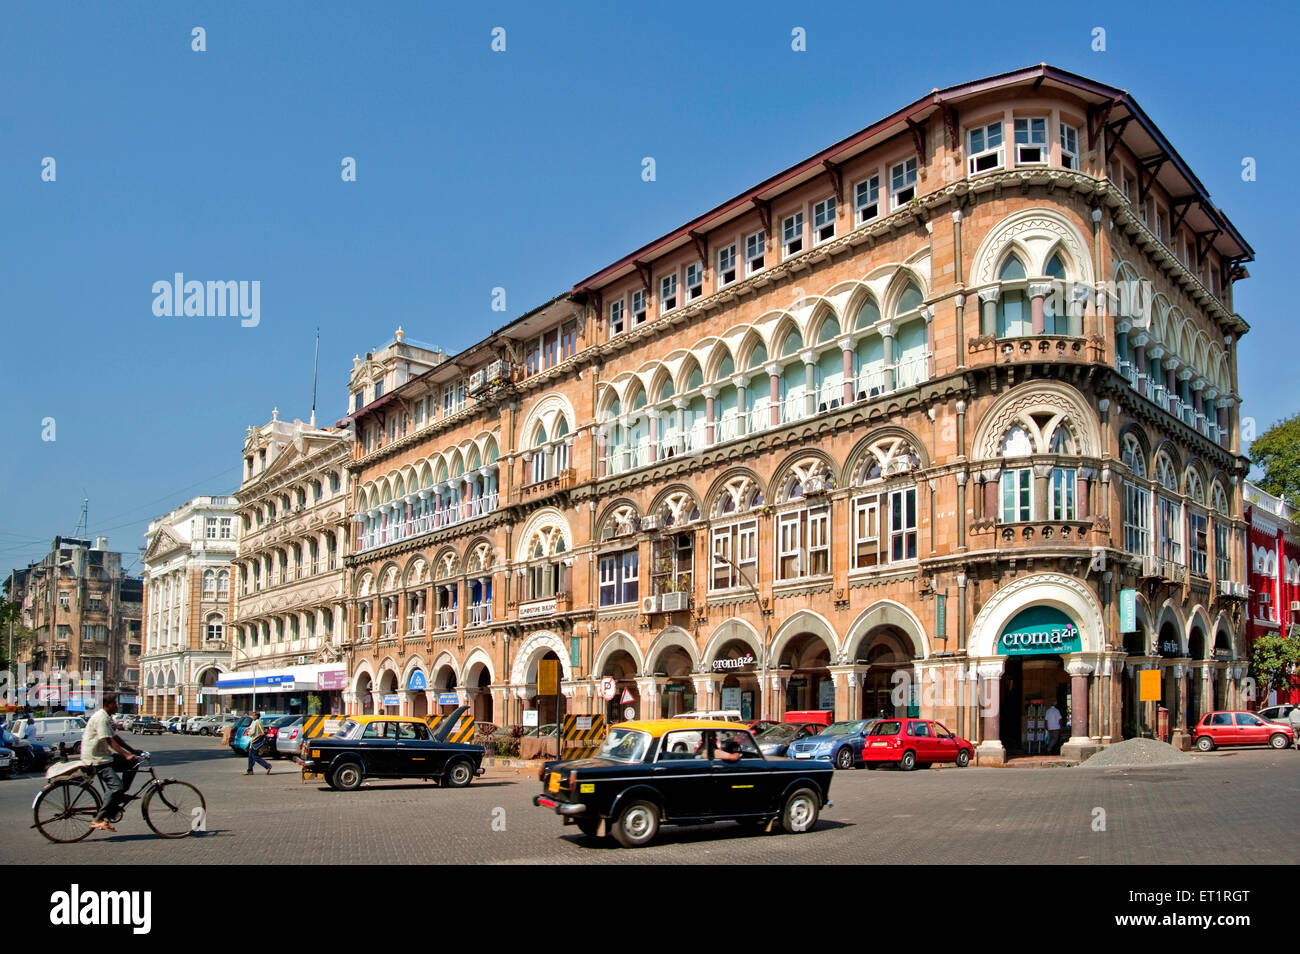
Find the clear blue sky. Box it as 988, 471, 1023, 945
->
2, 0, 1296, 576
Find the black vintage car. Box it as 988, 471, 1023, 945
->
296, 708, 485, 791
533, 719, 834, 848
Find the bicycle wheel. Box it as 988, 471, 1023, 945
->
142, 780, 206, 838
33, 780, 103, 843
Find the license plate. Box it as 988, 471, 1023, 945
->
794, 752, 812, 759
547, 773, 561, 793
871, 741, 888, 747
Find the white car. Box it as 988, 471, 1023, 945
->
675, 710, 744, 722
16, 717, 87, 754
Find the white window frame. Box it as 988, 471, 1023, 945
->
966, 121, 1004, 174
659, 272, 678, 314
710, 520, 758, 591
609, 299, 625, 338
631, 289, 647, 326
744, 230, 765, 274
853, 175, 879, 224
812, 196, 836, 244
776, 511, 801, 581
1124, 482, 1150, 556
1014, 117, 1048, 165
1051, 468, 1077, 521
851, 496, 880, 570
1060, 123, 1080, 171
890, 158, 917, 208
1158, 496, 1183, 565
685, 262, 703, 300
781, 211, 804, 260
1188, 510, 1208, 578
887, 488, 917, 562
1000, 468, 1033, 523
717, 244, 737, 286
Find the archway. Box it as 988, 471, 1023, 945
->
600, 649, 640, 723
195, 666, 222, 716
376, 669, 399, 714
468, 663, 493, 724
778, 633, 834, 714
651, 645, 695, 718
529, 651, 562, 725
432, 661, 459, 715
855, 628, 913, 719
354, 671, 374, 715
710, 638, 761, 720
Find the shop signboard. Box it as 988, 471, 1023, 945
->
721, 686, 742, 711
382, 694, 400, 706
711, 653, 755, 672
1119, 589, 1137, 633
519, 599, 556, 620
997, 607, 1082, 656
438, 692, 458, 705
522, 709, 539, 727
407, 670, 427, 692
318, 669, 347, 690
1139, 669, 1162, 702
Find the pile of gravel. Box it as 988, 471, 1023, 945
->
1075, 737, 1196, 769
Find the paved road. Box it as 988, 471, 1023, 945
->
2, 734, 1297, 865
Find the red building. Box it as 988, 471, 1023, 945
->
1244, 482, 1300, 705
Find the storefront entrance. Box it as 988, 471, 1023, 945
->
996, 606, 1080, 756
712, 639, 760, 719
778, 633, 833, 714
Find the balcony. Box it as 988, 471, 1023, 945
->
380, 618, 398, 639
406, 614, 425, 637
356, 494, 500, 554
358, 622, 373, 640
520, 470, 574, 501
468, 601, 492, 627
434, 608, 457, 632
967, 334, 1096, 368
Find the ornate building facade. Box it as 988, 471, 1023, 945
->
341, 65, 1255, 762
139, 496, 237, 718
225, 413, 353, 713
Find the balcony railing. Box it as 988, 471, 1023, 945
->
380, 619, 397, 638
406, 614, 425, 636
356, 494, 499, 553
468, 601, 492, 626
434, 607, 457, 632
358, 622, 373, 640
1121, 365, 1228, 448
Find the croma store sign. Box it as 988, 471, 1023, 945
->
997, 607, 1082, 656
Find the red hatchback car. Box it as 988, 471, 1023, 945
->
860, 718, 974, 770
1192, 711, 1294, 752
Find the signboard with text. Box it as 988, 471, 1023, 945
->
997, 607, 1082, 656
1119, 589, 1137, 633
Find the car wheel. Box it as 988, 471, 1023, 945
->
835, 747, 855, 770
1195, 735, 1215, 752
956, 749, 971, 768
444, 759, 474, 788
575, 818, 602, 838
779, 788, 820, 834
611, 800, 659, 848
1269, 733, 1290, 750
899, 749, 917, 771
332, 763, 363, 792
200, 728, 210, 736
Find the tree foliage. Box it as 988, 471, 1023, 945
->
1249, 634, 1300, 697
1249, 412, 1300, 501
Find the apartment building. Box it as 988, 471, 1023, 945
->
338, 65, 1255, 762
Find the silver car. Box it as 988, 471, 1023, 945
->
1258, 704, 1300, 747
19, 717, 87, 754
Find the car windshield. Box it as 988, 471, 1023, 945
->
758, 724, 798, 743
818, 721, 866, 737
597, 728, 652, 763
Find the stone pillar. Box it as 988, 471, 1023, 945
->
954, 293, 967, 368
978, 287, 1000, 337
1029, 282, 1052, 335
922, 306, 935, 379
371, 690, 385, 713
596, 431, 607, 478
1061, 659, 1098, 762
647, 410, 659, 463
1032, 462, 1052, 521
704, 388, 717, 445
766, 363, 781, 428
1133, 335, 1148, 391
880, 322, 896, 392
732, 375, 749, 436
983, 474, 998, 521
801, 349, 817, 417
975, 660, 1005, 765
768, 673, 789, 722
839, 336, 855, 405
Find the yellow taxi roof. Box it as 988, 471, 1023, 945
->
616, 719, 750, 737
342, 714, 433, 723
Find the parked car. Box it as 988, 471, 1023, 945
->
133, 716, 166, 736
755, 722, 825, 758
296, 708, 485, 791
1257, 704, 1300, 744
0, 725, 52, 774
860, 718, 974, 770
0, 746, 12, 778
787, 719, 879, 769
533, 720, 834, 847
114, 714, 136, 731
15, 716, 86, 755
274, 716, 309, 759
747, 720, 781, 736
677, 710, 744, 722
193, 714, 236, 736
163, 716, 185, 733
1193, 711, 1294, 751
262, 715, 300, 758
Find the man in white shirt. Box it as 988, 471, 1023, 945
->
80, 693, 143, 832
1044, 703, 1063, 754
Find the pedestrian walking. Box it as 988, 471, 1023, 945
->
1044, 703, 1063, 754
245, 712, 272, 775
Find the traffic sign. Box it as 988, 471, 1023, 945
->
600, 676, 617, 701
620, 688, 634, 704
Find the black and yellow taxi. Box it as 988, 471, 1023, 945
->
297, 711, 485, 791
533, 719, 834, 847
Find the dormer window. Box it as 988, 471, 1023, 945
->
813, 197, 836, 243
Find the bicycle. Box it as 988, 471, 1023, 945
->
31, 753, 206, 843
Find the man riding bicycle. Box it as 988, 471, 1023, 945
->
80, 693, 143, 833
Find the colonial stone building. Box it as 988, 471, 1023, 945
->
10, 536, 143, 711
140, 496, 237, 718
340, 65, 1255, 763
225, 412, 355, 713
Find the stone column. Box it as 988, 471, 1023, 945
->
732, 375, 749, 436
954, 293, 967, 368
978, 287, 1000, 337
1033, 462, 1052, 521
801, 349, 817, 417
880, 322, 896, 392
983, 471, 999, 521
646, 409, 659, 463
1132, 334, 1148, 391
766, 362, 781, 428
1061, 659, 1097, 762
922, 306, 935, 378
839, 335, 855, 405
1029, 282, 1052, 335
975, 660, 1005, 765
704, 388, 717, 445
370, 690, 385, 713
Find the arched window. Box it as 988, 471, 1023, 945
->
1154, 453, 1182, 565
710, 478, 762, 591
774, 458, 834, 580
202, 570, 216, 595
521, 520, 570, 602
217, 569, 230, 595
851, 438, 920, 568
1186, 469, 1208, 577
1122, 434, 1147, 478
855, 296, 881, 331
206, 614, 223, 642
896, 282, 923, 316
997, 255, 1030, 338
999, 426, 1033, 522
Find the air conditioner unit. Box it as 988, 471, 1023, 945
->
640, 595, 662, 615
1140, 556, 1160, 578
487, 359, 511, 381
467, 370, 488, 394
803, 475, 829, 496
885, 458, 914, 476
1217, 580, 1247, 598
640, 515, 661, 532
661, 592, 690, 612
1166, 563, 1187, 584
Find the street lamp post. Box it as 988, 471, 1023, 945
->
706, 554, 774, 720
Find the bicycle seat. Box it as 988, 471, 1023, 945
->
45, 760, 92, 783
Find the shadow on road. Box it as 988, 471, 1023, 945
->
560, 817, 852, 850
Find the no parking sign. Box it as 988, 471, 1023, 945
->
600, 676, 617, 701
